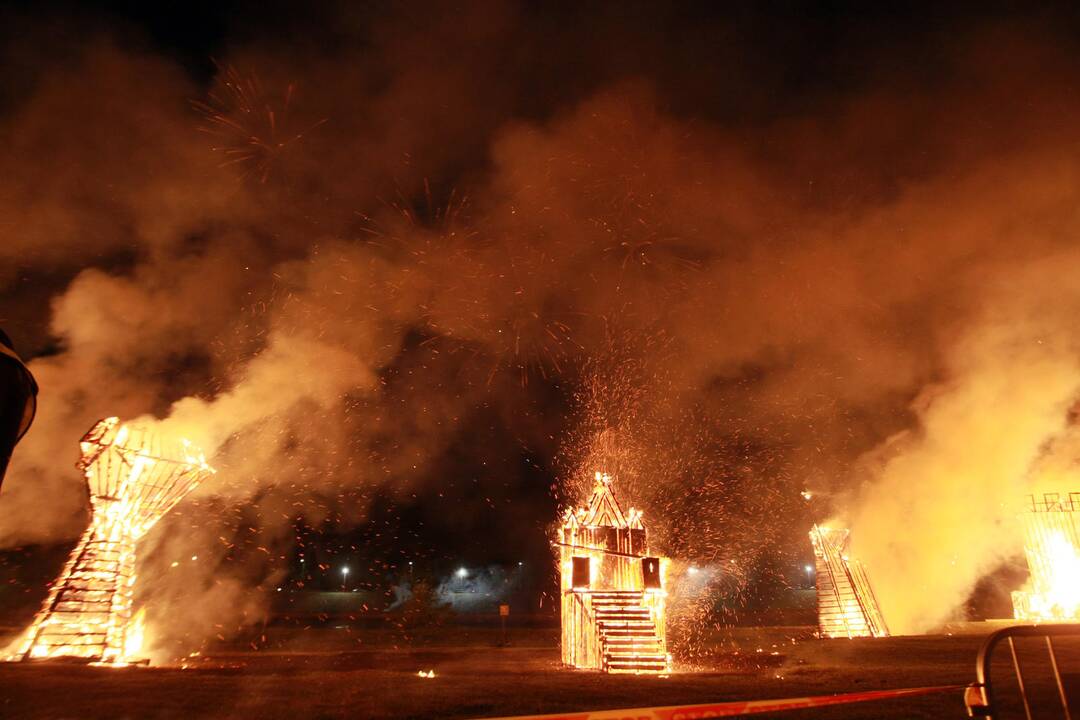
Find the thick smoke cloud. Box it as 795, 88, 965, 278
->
848, 255, 1080, 632
3, 5, 1080, 650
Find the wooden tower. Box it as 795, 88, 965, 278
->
10, 418, 214, 664
559, 473, 669, 673
810, 524, 889, 638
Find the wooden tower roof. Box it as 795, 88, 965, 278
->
578, 473, 631, 529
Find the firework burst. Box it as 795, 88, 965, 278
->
192, 63, 327, 183
361, 190, 583, 388
491, 247, 582, 386
431, 244, 583, 389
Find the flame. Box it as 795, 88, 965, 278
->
124, 608, 147, 660
1014, 529, 1080, 621
1012, 494, 1080, 623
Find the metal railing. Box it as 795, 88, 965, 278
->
965, 624, 1079, 719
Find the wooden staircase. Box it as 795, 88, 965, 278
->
592, 591, 668, 674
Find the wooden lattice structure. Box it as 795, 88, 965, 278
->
810, 524, 889, 638
1012, 492, 1080, 622
9, 417, 214, 664
558, 473, 669, 674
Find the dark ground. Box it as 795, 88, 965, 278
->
1, 620, 1077, 720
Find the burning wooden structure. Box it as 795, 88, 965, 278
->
1012, 492, 1080, 622
558, 473, 669, 674
9, 417, 214, 664
810, 524, 889, 638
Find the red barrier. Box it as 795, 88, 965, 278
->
475, 683, 965, 720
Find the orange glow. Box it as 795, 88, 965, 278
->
6, 417, 214, 665
123, 607, 147, 660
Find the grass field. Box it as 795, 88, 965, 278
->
4, 620, 1077, 720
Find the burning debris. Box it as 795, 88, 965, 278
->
558, 472, 670, 674
810, 525, 889, 639
1012, 492, 1080, 622
8, 418, 214, 665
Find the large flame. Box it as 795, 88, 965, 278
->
123, 607, 147, 660
1030, 532, 1080, 618
1014, 532, 1080, 621
1012, 493, 1080, 622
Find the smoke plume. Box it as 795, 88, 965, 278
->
2, 5, 1080, 649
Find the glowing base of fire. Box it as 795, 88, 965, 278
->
1012, 590, 1080, 622
7, 522, 146, 665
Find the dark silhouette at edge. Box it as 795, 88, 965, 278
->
0, 329, 37, 492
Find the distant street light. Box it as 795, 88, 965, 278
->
342, 566, 350, 590
457, 567, 467, 579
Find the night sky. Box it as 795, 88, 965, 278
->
3, 1, 1080, 644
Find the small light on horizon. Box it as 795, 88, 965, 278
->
457, 567, 467, 578
342, 567, 350, 576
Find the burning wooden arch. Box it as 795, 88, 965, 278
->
9, 417, 214, 665
558, 473, 670, 674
